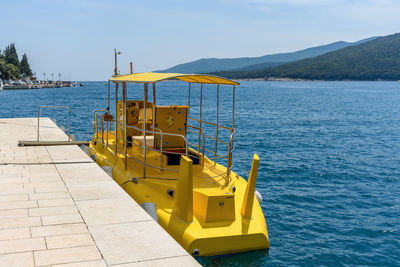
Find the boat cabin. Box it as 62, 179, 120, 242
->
93, 72, 239, 183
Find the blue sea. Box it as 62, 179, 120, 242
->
1, 81, 399, 266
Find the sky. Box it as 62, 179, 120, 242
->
1, 0, 400, 80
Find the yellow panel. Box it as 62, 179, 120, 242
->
173, 156, 193, 223
155, 105, 188, 149
117, 100, 154, 138
194, 188, 235, 224
138, 107, 153, 123
110, 72, 240, 85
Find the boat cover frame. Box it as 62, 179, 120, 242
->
110, 72, 240, 86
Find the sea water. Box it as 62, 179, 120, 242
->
1, 81, 399, 266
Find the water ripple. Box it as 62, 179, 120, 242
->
1, 81, 400, 266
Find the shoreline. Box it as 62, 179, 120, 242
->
236, 77, 400, 82
1, 80, 80, 90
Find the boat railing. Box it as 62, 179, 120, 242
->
38, 106, 71, 141
93, 109, 108, 143
187, 121, 235, 186
226, 128, 236, 185
93, 109, 192, 174
187, 117, 235, 162
107, 130, 182, 173
186, 125, 206, 168
150, 125, 164, 168
93, 110, 235, 184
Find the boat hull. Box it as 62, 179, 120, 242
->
89, 138, 269, 256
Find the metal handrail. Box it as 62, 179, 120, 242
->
225, 128, 236, 186
92, 109, 234, 177
110, 141, 179, 172
114, 120, 189, 157
188, 117, 231, 130
202, 133, 229, 145
187, 124, 230, 165
92, 109, 108, 142
150, 125, 164, 168
92, 109, 190, 173
187, 125, 205, 168
38, 106, 70, 141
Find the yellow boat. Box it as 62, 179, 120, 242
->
89, 60, 269, 257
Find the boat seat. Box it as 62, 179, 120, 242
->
132, 135, 154, 148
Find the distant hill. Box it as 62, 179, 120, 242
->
213, 33, 400, 81
157, 37, 376, 73
229, 62, 284, 71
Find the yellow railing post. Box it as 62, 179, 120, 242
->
241, 154, 259, 219
173, 155, 193, 223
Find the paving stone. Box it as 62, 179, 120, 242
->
0, 227, 30, 240
89, 221, 188, 265
0, 251, 34, 267
0, 193, 29, 202
0, 200, 37, 210
28, 183, 68, 193
25, 171, 61, 180
75, 198, 152, 226
42, 213, 83, 225
56, 163, 110, 182
0, 237, 46, 254
52, 260, 107, 267
110, 256, 200, 267
66, 181, 126, 201
0, 178, 30, 184
0, 183, 24, 190
34, 246, 102, 266
28, 176, 62, 182
25, 166, 59, 173
46, 233, 94, 249
46, 146, 91, 163
24, 181, 65, 188
29, 192, 71, 200
0, 187, 34, 195
0, 216, 41, 229
38, 198, 74, 207
29, 205, 78, 216
0, 208, 29, 218
31, 223, 88, 237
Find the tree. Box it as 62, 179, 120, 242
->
20, 53, 33, 76
0, 50, 5, 79
0, 59, 6, 80
5, 63, 21, 80
4, 43, 19, 67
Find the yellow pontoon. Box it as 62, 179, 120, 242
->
89, 64, 269, 256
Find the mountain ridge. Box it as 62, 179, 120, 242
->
157, 37, 377, 73
211, 33, 400, 81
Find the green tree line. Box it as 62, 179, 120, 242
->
0, 43, 33, 80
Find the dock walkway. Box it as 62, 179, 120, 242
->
0, 117, 200, 267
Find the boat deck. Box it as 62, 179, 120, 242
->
0, 117, 200, 267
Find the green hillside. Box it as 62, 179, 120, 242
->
157, 37, 375, 73
214, 33, 400, 81
229, 61, 284, 71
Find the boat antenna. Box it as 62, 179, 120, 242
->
114, 48, 121, 76
130, 62, 133, 74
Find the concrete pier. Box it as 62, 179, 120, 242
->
0, 118, 200, 267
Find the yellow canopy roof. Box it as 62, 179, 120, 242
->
110, 72, 239, 86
